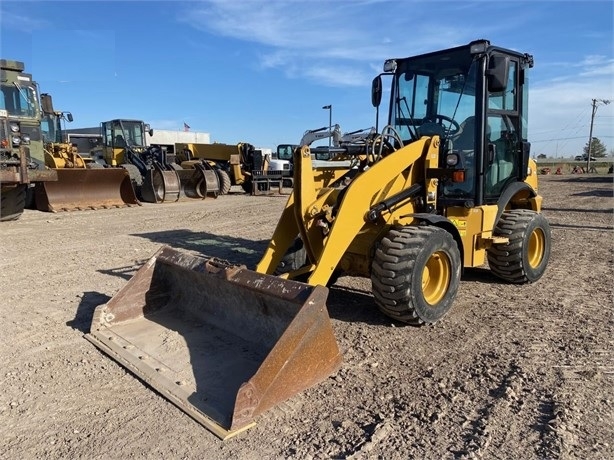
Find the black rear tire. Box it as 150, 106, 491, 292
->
1, 185, 27, 221
487, 209, 550, 283
217, 169, 231, 195
371, 226, 461, 325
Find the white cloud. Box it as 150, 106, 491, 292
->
179, 1, 475, 87
180, 1, 613, 153
0, 9, 48, 30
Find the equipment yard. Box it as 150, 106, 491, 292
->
1, 174, 612, 459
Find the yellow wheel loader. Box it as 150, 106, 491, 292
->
33, 95, 139, 212
97, 119, 221, 202
86, 40, 550, 438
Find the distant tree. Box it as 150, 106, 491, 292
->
537, 153, 547, 159
583, 137, 607, 157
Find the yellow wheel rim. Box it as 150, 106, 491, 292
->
422, 251, 451, 306
528, 227, 545, 269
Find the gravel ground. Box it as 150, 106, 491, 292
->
1, 175, 612, 459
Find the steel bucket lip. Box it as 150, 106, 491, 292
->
34, 168, 140, 212
86, 246, 341, 439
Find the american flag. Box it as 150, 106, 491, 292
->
183, 122, 190, 132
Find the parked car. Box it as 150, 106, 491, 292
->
575, 155, 597, 161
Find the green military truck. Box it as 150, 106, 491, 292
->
0, 59, 57, 221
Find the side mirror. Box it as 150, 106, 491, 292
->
371, 76, 383, 108
487, 54, 509, 93
40, 93, 54, 114
66, 112, 74, 123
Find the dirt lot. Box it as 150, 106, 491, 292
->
1, 175, 613, 459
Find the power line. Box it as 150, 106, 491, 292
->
532, 135, 613, 143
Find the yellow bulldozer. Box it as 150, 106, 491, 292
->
86, 40, 551, 439
33, 94, 139, 212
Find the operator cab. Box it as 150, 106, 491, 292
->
375, 39, 533, 207
102, 119, 152, 149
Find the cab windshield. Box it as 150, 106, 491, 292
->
390, 48, 477, 146
103, 120, 147, 148
41, 113, 62, 143
0, 82, 39, 118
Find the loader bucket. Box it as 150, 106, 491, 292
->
35, 168, 140, 212
86, 246, 341, 439
176, 164, 221, 199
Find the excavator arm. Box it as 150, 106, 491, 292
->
299, 124, 343, 147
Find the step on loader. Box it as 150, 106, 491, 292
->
86, 40, 551, 439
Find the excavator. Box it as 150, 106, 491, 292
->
33, 95, 140, 212
276, 123, 344, 163
275, 123, 345, 187
86, 40, 551, 439
275, 124, 374, 185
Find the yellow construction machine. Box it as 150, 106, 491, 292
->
86, 40, 551, 438
96, 119, 220, 202
34, 95, 139, 212
175, 142, 292, 195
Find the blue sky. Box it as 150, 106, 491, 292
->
1, 0, 612, 157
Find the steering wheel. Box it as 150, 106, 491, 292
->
421, 114, 460, 136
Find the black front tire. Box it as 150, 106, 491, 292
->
1, 185, 27, 221
487, 209, 550, 283
371, 226, 461, 325
274, 237, 307, 276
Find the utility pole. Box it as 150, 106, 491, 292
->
586, 98, 611, 172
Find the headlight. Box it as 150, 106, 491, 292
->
9, 122, 19, 133
21, 135, 30, 144
12, 135, 21, 146
445, 153, 459, 166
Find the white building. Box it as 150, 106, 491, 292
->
149, 129, 210, 146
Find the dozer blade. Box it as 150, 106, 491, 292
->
140, 168, 181, 203
86, 246, 341, 439
35, 168, 140, 212
176, 165, 221, 199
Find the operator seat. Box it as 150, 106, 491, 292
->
452, 116, 476, 151
115, 135, 126, 147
